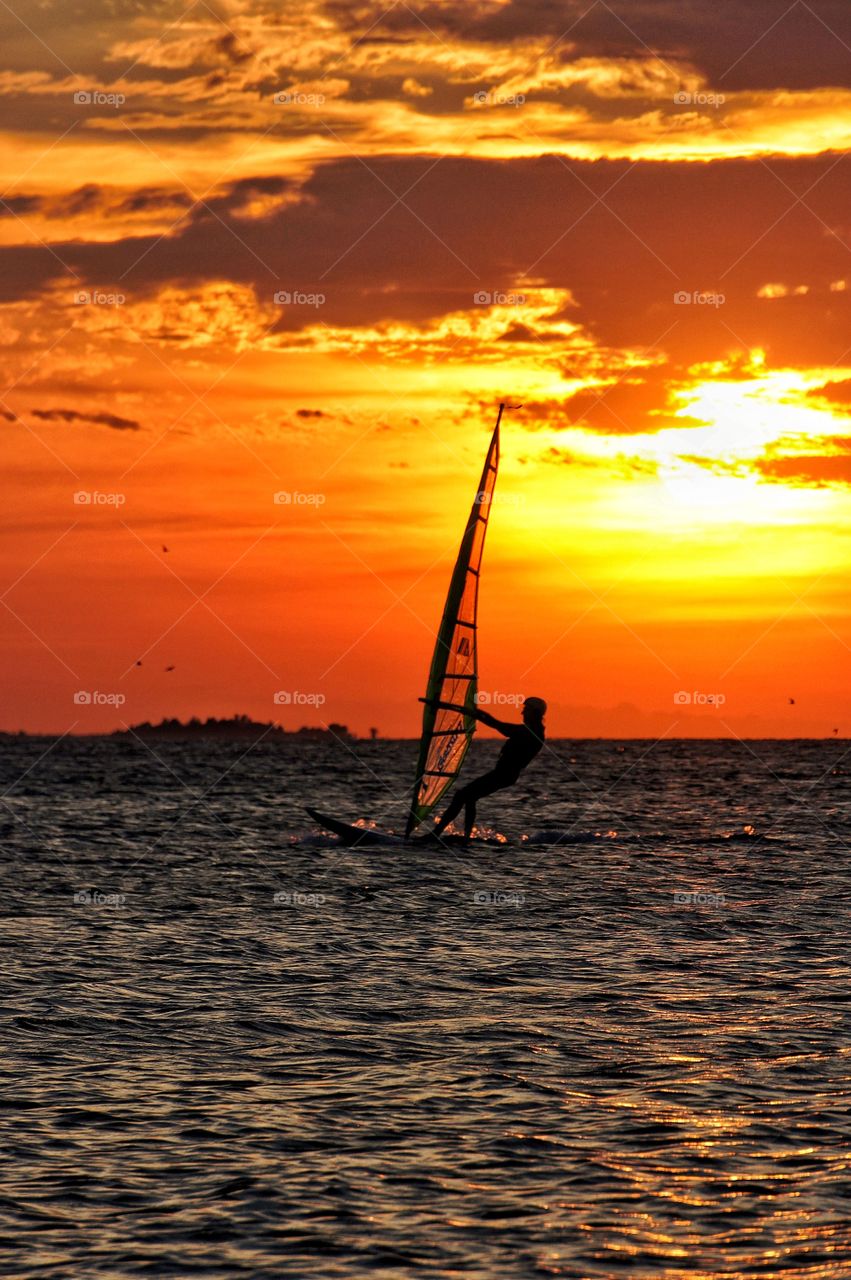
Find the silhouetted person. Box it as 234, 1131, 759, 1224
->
420, 695, 546, 840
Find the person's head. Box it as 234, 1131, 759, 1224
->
522, 696, 547, 726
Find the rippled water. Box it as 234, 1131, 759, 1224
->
3, 735, 851, 1277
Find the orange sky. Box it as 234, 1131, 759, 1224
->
2, 0, 851, 737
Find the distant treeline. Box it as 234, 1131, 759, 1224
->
114, 715, 355, 741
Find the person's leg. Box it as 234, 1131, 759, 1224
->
436, 771, 507, 838
464, 793, 477, 840
434, 785, 469, 836
463, 772, 508, 838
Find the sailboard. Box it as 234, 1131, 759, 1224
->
306, 403, 510, 845
405, 406, 503, 834
305, 807, 509, 848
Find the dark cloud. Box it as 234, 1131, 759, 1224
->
0, 184, 195, 221
30, 408, 140, 430
200, 175, 293, 219
215, 31, 255, 65
499, 322, 563, 343
115, 188, 195, 215
0, 153, 848, 375
325, 0, 851, 90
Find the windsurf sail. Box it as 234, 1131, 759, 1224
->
406, 404, 505, 834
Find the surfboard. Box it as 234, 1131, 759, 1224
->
305, 808, 402, 846
305, 808, 509, 848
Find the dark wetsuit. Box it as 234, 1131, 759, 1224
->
485, 711, 545, 781
435, 708, 544, 837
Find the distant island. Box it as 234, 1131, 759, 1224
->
114, 715, 356, 742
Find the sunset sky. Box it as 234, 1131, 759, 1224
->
2, 0, 851, 737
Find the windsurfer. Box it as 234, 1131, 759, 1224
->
419, 695, 547, 839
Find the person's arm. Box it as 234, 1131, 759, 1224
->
419, 697, 514, 736
473, 707, 514, 735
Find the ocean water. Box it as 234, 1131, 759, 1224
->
3, 735, 851, 1278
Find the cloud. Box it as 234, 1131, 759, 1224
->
807, 378, 851, 408
757, 282, 810, 298
559, 368, 679, 434
542, 444, 659, 476
755, 449, 851, 487
402, 78, 433, 97
0, 147, 848, 455
0, 149, 843, 363
30, 407, 140, 430
3, 11, 851, 170
324, 0, 851, 91
0, 178, 282, 236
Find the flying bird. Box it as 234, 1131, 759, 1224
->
135, 660, 143, 667
788, 697, 795, 705
161, 545, 169, 553
165, 665, 175, 672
